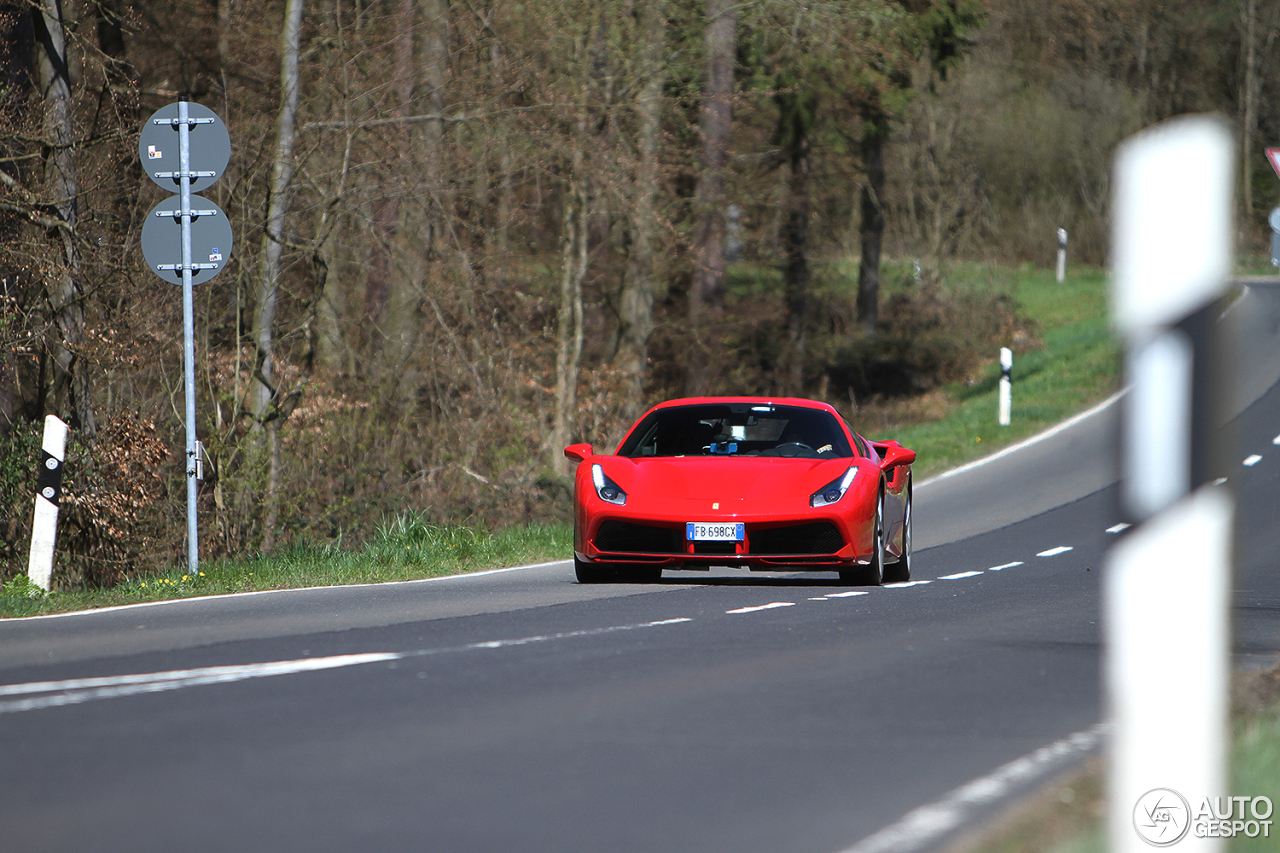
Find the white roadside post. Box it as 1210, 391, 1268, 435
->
1056, 228, 1068, 283
1107, 115, 1235, 853
998, 347, 1012, 427
27, 415, 69, 590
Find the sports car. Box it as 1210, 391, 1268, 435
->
564, 397, 915, 584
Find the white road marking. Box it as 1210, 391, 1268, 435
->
0, 617, 694, 715
884, 581, 932, 588
986, 561, 1023, 571
1273, 434, 1280, 445
837, 724, 1110, 853
1106, 523, 1131, 534
1244, 454, 1263, 466
726, 602, 795, 614
827, 591, 869, 598
4, 558, 579, 622
938, 571, 982, 580
917, 392, 1123, 489
1037, 546, 1074, 557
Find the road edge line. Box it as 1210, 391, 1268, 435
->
834, 723, 1109, 853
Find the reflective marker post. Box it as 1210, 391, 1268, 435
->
998, 347, 1012, 427
26, 415, 68, 590
1107, 115, 1235, 853
139, 100, 232, 575
1056, 227, 1068, 283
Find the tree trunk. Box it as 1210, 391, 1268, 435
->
782, 122, 811, 396
614, 0, 666, 421
255, 0, 305, 552
686, 0, 736, 396
1241, 0, 1257, 222
857, 120, 888, 337
33, 0, 94, 436
551, 173, 587, 475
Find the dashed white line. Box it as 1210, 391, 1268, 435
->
884, 581, 932, 589
986, 561, 1023, 571
1273, 434, 1280, 445
726, 602, 796, 614
939, 571, 983, 580
0, 617, 695, 715
1244, 454, 1263, 467
1106, 523, 1131, 534
1036, 546, 1074, 558
827, 591, 869, 598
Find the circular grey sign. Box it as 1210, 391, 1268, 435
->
141, 196, 234, 285
1269, 206, 1280, 234
139, 103, 230, 194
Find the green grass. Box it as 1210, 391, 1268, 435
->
0, 519, 572, 618
956, 687, 1280, 853
872, 264, 1121, 479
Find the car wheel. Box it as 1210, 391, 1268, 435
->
840, 489, 884, 586
883, 484, 912, 584
615, 564, 662, 583
575, 556, 618, 583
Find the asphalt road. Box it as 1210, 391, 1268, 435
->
3, 286, 1279, 853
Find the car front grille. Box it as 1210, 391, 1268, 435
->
749, 522, 844, 555
594, 520, 683, 554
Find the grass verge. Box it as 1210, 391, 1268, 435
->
861, 263, 1120, 479
945, 660, 1280, 853
0, 519, 572, 618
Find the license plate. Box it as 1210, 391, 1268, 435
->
686, 522, 744, 542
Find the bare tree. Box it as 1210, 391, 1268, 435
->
613, 0, 667, 420
686, 0, 737, 396
253, 0, 305, 551
32, 0, 94, 435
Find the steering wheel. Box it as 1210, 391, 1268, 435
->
773, 442, 814, 458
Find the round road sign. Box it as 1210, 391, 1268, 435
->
139, 102, 230, 194
141, 196, 234, 285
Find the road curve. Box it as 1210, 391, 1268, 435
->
1, 285, 1278, 853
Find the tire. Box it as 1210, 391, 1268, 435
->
575, 556, 617, 583
883, 484, 912, 584
575, 558, 661, 584
840, 489, 885, 586
615, 564, 662, 583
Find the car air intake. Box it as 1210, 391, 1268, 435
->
595, 521, 683, 554
750, 522, 844, 555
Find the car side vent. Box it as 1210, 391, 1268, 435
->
750, 522, 844, 555
595, 521, 683, 554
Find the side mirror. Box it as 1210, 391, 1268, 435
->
873, 441, 916, 469
563, 443, 594, 464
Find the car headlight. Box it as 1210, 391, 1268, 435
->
811, 468, 857, 507
592, 463, 627, 506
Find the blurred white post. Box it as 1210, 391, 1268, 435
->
998, 347, 1012, 426
1107, 115, 1234, 853
1056, 228, 1068, 283
27, 415, 69, 591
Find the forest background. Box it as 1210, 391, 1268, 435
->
1, 0, 1277, 587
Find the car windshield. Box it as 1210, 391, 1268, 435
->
617, 404, 855, 459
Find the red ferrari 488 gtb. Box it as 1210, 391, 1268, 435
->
564, 397, 916, 584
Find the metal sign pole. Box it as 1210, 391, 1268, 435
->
139, 100, 232, 575
178, 99, 199, 576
